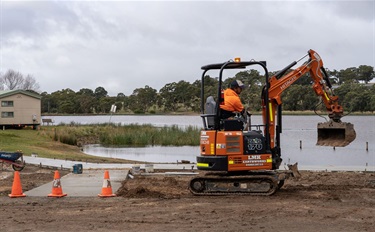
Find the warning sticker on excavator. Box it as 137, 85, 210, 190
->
243, 160, 266, 164
229, 160, 234, 165
197, 163, 209, 167
216, 144, 225, 149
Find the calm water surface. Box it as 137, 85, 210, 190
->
45, 115, 374, 170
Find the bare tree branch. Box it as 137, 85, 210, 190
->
1, 69, 24, 90
23, 74, 40, 91
0, 75, 4, 90
0, 69, 40, 92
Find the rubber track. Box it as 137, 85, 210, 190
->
189, 175, 278, 196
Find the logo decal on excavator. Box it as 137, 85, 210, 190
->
248, 155, 261, 160
280, 76, 297, 90
247, 138, 263, 151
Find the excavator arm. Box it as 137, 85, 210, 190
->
264, 49, 355, 148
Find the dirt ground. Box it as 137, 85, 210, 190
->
1, 164, 375, 232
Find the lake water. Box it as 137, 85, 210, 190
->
44, 115, 375, 171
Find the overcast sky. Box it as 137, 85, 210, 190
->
1, 0, 374, 96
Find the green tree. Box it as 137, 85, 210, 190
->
326, 69, 340, 85
50, 88, 77, 114
334, 82, 374, 112
282, 85, 305, 111
115, 92, 126, 112
159, 82, 178, 112
233, 70, 264, 111
174, 80, 195, 111
94, 86, 108, 99
76, 88, 95, 114
77, 88, 94, 96
76, 95, 95, 114
95, 97, 116, 113
93, 87, 108, 113
235, 69, 264, 87
129, 85, 157, 113
337, 67, 357, 84
41, 92, 56, 113
200, 75, 218, 104
39, 64, 374, 115
189, 80, 201, 112
59, 99, 76, 114
369, 85, 375, 112
357, 65, 374, 83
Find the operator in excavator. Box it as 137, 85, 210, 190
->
220, 79, 247, 119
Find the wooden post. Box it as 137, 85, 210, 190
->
299, 140, 302, 149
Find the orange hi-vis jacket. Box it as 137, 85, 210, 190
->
219, 88, 244, 112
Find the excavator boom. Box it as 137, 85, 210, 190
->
268, 49, 356, 147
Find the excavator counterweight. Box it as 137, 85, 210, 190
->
317, 121, 356, 147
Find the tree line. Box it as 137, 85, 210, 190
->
1, 65, 374, 114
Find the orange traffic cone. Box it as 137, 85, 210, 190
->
9, 171, 26, 198
48, 170, 67, 198
98, 170, 116, 197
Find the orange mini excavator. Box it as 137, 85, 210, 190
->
189, 49, 356, 196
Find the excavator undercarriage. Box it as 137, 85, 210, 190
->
190, 174, 278, 196
189, 171, 290, 196
189, 163, 300, 196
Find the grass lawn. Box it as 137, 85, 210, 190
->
0, 128, 128, 163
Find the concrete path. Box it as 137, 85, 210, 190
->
25, 169, 129, 197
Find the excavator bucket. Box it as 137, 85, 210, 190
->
317, 120, 356, 147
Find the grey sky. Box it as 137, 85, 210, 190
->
1, 0, 374, 96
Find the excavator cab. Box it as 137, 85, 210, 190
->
191, 59, 291, 196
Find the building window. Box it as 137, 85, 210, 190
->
1, 101, 14, 107
1, 112, 14, 118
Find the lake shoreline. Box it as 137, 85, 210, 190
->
42, 111, 375, 117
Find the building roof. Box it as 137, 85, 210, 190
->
0, 90, 42, 100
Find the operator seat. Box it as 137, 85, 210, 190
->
205, 96, 216, 129
204, 96, 244, 131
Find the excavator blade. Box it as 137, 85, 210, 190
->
317, 120, 356, 147
287, 162, 301, 178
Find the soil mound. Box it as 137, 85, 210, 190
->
116, 176, 190, 199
